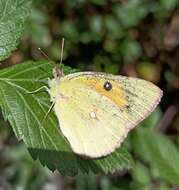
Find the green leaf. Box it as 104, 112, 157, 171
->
113, 1, 147, 28
119, 39, 142, 63
0, 61, 134, 176
132, 162, 151, 185
160, 0, 178, 10
0, 0, 32, 61
132, 128, 179, 184
139, 107, 162, 130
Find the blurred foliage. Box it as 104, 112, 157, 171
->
0, 0, 179, 189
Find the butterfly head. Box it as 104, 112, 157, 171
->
53, 66, 64, 79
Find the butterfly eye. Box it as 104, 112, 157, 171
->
104, 81, 112, 91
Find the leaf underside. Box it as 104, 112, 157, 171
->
0, 61, 134, 176
0, 0, 31, 61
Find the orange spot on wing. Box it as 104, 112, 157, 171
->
95, 82, 127, 107
76, 77, 128, 107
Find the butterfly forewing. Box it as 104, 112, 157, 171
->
49, 72, 162, 158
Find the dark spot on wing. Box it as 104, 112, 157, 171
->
104, 81, 112, 91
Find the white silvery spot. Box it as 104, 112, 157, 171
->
90, 111, 97, 119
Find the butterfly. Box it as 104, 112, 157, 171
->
47, 68, 162, 158
46, 39, 163, 158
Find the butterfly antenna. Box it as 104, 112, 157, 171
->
53, 37, 65, 78
60, 37, 65, 66
38, 48, 51, 62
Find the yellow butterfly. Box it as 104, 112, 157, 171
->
47, 39, 163, 158
48, 69, 162, 158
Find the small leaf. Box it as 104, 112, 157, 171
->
160, 0, 178, 10
0, 61, 134, 176
119, 39, 142, 63
132, 128, 179, 184
113, 2, 147, 28
0, 0, 32, 61
132, 162, 151, 185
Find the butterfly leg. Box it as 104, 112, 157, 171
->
26, 86, 49, 94
42, 102, 55, 122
